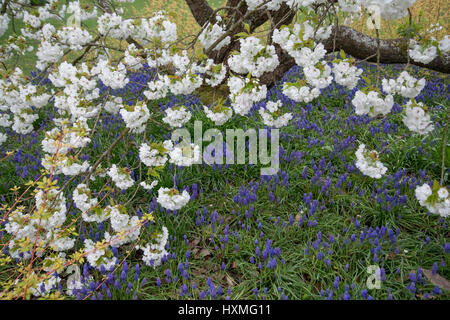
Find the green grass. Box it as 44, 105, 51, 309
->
1, 62, 448, 300
0, 1, 449, 301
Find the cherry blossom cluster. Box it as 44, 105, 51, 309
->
169, 142, 201, 167
40, 117, 92, 176
120, 102, 151, 134
272, 23, 334, 103
246, 0, 328, 11
408, 37, 450, 65
282, 80, 321, 103
370, 0, 417, 20
204, 103, 233, 126
352, 90, 394, 117
136, 226, 169, 267
245, 0, 283, 11
97, 10, 177, 43
227, 36, 279, 78
0, 68, 50, 136
199, 15, 231, 52
0, 13, 10, 37
162, 105, 192, 128
332, 57, 363, 90
382, 71, 425, 99
227, 75, 267, 116
415, 183, 450, 218
272, 23, 328, 67
408, 40, 438, 65
355, 144, 387, 179
156, 187, 191, 211
139, 141, 174, 167
107, 164, 135, 190
402, 100, 434, 135
259, 100, 293, 128
337, 0, 417, 20
5, 186, 74, 260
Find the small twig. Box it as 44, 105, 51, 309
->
405, 9, 413, 71
440, 113, 450, 185
378, 135, 406, 154
82, 127, 130, 183
204, 0, 272, 56
72, 35, 101, 65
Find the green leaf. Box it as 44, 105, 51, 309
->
297, 29, 304, 41
235, 32, 249, 38
432, 179, 440, 192
362, 76, 371, 85
244, 23, 251, 33
292, 42, 304, 51
95, 207, 103, 217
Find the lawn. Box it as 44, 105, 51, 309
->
0, 0, 448, 300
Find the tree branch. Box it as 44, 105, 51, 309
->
322, 26, 450, 74
185, 0, 215, 27
182, 1, 449, 87
261, 25, 450, 87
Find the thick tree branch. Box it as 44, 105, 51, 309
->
322, 26, 450, 74
185, 0, 215, 27
248, 2, 294, 31
184, 1, 449, 87
215, 4, 295, 85
260, 25, 450, 86
1, 0, 9, 14
259, 46, 295, 86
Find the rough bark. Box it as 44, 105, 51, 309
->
185, 0, 215, 27
248, 3, 295, 32
184, 0, 450, 87
97, 0, 112, 13
322, 26, 450, 74
259, 49, 295, 86
261, 25, 450, 86
1, 0, 9, 14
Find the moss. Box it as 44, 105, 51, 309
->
397, 40, 409, 56
194, 82, 230, 106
